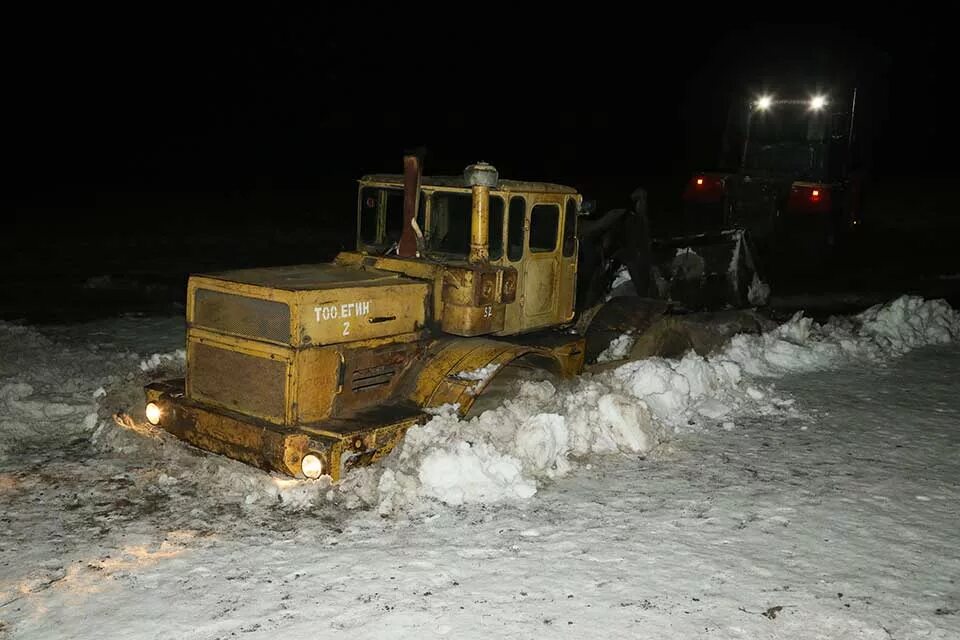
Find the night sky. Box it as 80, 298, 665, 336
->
5, 17, 954, 297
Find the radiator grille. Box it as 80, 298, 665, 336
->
194, 289, 291, 343
351, 364, 397, 392
190, 342, 287, 421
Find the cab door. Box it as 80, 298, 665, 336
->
521, 199, 563, 329
556, 196, 579, 322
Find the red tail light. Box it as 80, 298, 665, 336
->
682, 174, 725, 204
787, 183, 832, 213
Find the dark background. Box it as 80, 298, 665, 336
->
4, 17, 956, 320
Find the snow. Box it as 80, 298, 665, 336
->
604, 265, 634, 300
727, 229, 742, 275
2, 296, 960, 638
0, 316, 183, 456
595, 331, 635, 362
418, 441, 536, 506
722, 295, 960, 377
748, 273, 771, 306
609, 264, 632, 292
454, 364, 499, 382
453, 364, 500, 395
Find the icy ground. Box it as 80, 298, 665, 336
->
1, 298, 959, 639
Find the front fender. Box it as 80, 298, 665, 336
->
406, 338, 565, 416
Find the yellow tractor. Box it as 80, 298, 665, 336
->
143, 154, 761, 481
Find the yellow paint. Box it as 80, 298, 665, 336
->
146, 169, 596, 480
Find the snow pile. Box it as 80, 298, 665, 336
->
97, 293, 946, 514
0, 318, 184, 457
0, 322, 99, 455
340, 356, 775, 513
338, 295, 959, 512
857, 294, 959, 353
5, 295, 956, 515
89, 406, 338, 514
722, 295, 960, 377
140, 350, 186, 372
336, 378, 666, 514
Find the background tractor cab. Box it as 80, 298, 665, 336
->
646, 86, 865, 310
673, 87, 863, 252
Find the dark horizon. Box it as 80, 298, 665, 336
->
8, 21, 950, 203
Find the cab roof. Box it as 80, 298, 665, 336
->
359, 174, 579, 195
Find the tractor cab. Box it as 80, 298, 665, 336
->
739, 94, 854, 183
338, 161, 581, 336
677, 88, 863, 243
646, 87, 865, 309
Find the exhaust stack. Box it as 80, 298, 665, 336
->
398, 151, 424, 258
464, 162, 499, 264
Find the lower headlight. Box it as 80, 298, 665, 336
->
145, 402, 162, 425
301, 453, 324, 479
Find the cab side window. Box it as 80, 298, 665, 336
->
489, 196, 505, 260
563, 198, 577, 257
507, 196, 525, 262
529, 204, 559, 253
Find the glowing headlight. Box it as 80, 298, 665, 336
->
809, 95, 827, 110
301, 453, 324, 479
755, 95, 772, 110
145, 402, 162, 425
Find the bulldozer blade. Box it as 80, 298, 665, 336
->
580, 297, 670, 364
586, 308, 775, 372
650, 229, 767, 310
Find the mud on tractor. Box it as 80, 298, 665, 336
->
142, 154, 765, 481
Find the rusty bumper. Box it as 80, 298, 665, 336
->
144, 380, 423, 481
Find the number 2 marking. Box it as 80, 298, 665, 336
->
342, 321, 350, 336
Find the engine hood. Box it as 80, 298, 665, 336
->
189, 263, 430, 347
197, 263, 412, 291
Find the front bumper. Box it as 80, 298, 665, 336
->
144, 380, 424, 481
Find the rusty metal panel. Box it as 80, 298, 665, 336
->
194, 289, 291, 344
146, 380, 334, 478
291, 347, 341, 424
440, 303, 505, 336
331, 342, 420, 416
189, 341, 288, 423
334, 252, 446, 322
296, 281, 428, 346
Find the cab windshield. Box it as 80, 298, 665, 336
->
742, 105, 828, 177
358, 186, 503, 260
423, 191, 503, 260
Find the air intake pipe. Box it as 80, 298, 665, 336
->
464, 162, 499, 264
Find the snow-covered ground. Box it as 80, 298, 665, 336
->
1, 297, 959, 639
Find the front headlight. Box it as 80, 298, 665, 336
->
301, 453, 324, 479
145, 402, 162, 425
